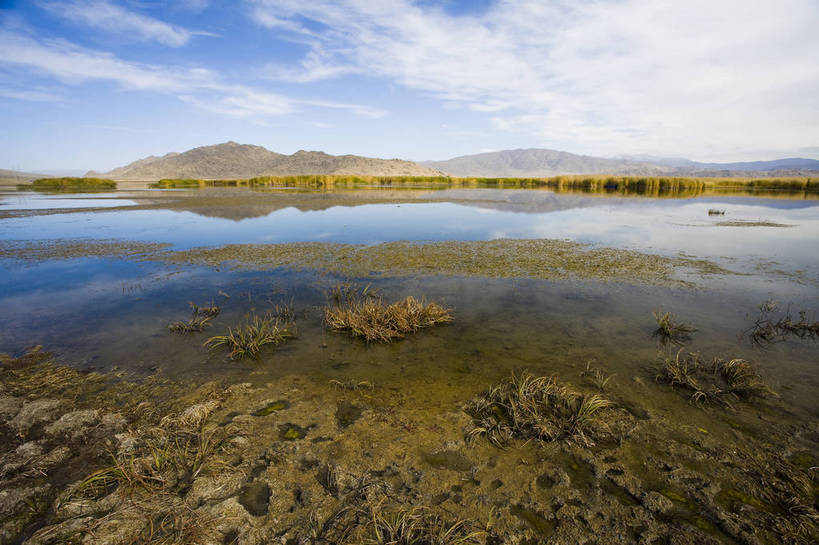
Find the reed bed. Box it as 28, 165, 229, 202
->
325, 287, 452, 343
149, 174, 819, 195
465, 372, 613, 447
18, 177, 117, 190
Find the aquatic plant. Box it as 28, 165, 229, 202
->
329, 378, 375, 391
204, 314, 294, 359
652, 311, 697, 345
581, 361, 614, 391
746, 300, 819, 346
715, 358, 777, 399
655, 351, 775, 406
465, 372, 614, 447
325, 288, 452, 343
168, 301, 221, 333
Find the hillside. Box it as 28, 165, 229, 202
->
423, 149, 819, 178
0, 168, 48, 184
422, 149, 673, 177
88, 142, 442, 180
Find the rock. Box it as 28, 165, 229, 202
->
641, 491, 674, 514
45, 409, 100, 439
114, 433, 140, 456
15, 441, 44, 458
10, 399, 68, 434
25, 516, 95, 545
0, 395, 23, 421
40, 446, 72, 468
186, 473, 245, 506
0, 485, 52, 543
100, 413, 127, 434
81, 509, 146, 545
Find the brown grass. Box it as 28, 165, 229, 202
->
464, 372, 614, 447
653, 311, 697, 345
325, 287, 452, 343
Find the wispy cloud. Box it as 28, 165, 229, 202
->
39, 0, 206, 47
0, 87, 62, 102
0, 27, 379, 119
248, 0, 819, 159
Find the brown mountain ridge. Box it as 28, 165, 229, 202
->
87, 142, 443, 180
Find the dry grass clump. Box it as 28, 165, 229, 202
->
325, 286, 452, 343
708, 208, 726, 215
205, 313, 294, 360
716, 358, 777, 399
464, 372, 613, 447
69, 401, 229, 501
656, 351, 776, 407
168, 301, 221, 333
747, 300, 819, 346
362, 503, 484, 545
653, 311, 697, 345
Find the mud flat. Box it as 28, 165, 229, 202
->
2, 345, 817, 544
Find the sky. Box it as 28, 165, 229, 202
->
0, 0, 818, 172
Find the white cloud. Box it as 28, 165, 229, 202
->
248, 0, 819, 160
0, 28, 378, 119
0, 87, 62, 101
39, 0, 201, 47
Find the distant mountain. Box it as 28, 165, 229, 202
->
421, 149, 673, 177
617, 155, 819, 172
0, 168, 48, 183
88, 142, 442, 180
423, 148, 819, 177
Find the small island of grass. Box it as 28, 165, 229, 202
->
18, 177, 117, 191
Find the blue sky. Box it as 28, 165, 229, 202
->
1, 0, 818, 172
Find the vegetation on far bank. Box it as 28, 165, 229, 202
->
17, 177, 117, 190
149, 174, 819, 195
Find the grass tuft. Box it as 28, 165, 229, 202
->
325, 286, 452, 343
204, 314, 294, 360
464, 372, 613, 447
653, 311, 697, 345
747, 300, 819, 346
168, 302, 221, 333
656, 350, 776, 406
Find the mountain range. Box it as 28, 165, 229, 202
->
2, 142, 810, 181
86, 142, 442, 180
422, 149, 819, 177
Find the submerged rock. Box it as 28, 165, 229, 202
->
44, 409, 100, 439
10, 399, 67, 433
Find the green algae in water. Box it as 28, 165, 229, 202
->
789, 450, 816, 470
253, 400, 291, 416
278, 423, 307, 441
660, 489, 688, 504
510, 505, 556, 537
716, 488, 772, 513
421, 450, 473, 472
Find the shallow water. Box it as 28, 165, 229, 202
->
1, 185, 817, 418
2, 184, 819, 543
